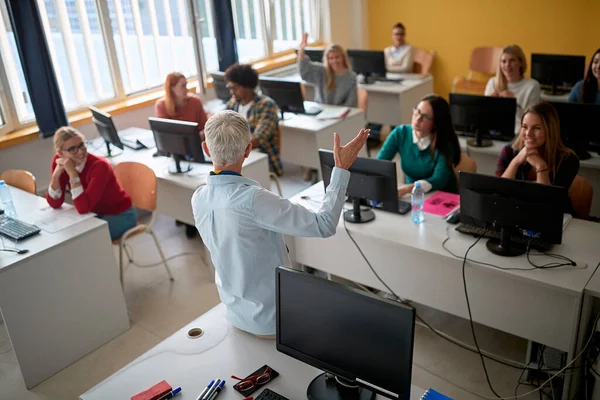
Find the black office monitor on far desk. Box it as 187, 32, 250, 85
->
259, 77, 322, 120
90, 106, 147, 157
531, 54, 586, 96
549, 101, 600, 160
346, 50, 397, 84
449, 94, 517, 147
210, 71, 231, 103
148, 117, 210, 174
276, 266, 415, 400
458, 172, 566, 257
319, 149, 401, 223
295, 48, 325, 62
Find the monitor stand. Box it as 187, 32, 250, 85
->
486, 227, 526, 257
307, 373, 375, 400
98, 140, 123, 158
466, 129, 492, 148
344, 198, 375, 223
279, 108, 295, 121
168, 157, 193, 174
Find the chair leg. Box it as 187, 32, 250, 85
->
149, 229, 174, 281
118, 241, 124, 290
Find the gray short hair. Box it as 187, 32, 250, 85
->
204, 110, 252, 166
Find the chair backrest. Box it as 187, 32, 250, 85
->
114, 162, 157, 211
469, 46, 503, 76
454, 154, 477, 180
412, 48, 434, 74
569, 175, 593, 220
0, 169, 36, 194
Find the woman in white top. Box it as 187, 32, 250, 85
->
384, 23, 413, 73
484, 45, 541, 133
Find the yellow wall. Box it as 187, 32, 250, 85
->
368, 0, 600, 99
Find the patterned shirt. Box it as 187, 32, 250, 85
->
227, 94, 283, 176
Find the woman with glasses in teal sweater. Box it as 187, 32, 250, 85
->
377, 94, 461, 196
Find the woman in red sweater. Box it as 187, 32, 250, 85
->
155, 72, 208, 237
46, 127, 136, 240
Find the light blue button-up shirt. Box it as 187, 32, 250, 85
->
191, 167, 350, 335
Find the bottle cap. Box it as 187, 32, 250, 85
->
414, 182, 421, 189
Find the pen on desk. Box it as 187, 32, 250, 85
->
157, 387, 181, 400
197, 380, 215, 400
207, 380, 225, 400
202, 379, 221, 400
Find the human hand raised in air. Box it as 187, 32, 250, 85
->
333, 129, 370, 170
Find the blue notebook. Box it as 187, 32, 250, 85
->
420, 388, 452, 399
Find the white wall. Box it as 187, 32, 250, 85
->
323, 0, 369, 49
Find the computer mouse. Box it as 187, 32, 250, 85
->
446, 210, 461, 224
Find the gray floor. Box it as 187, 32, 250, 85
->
0, 166, 549, 400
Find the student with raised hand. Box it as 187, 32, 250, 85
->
376, 94, 461, 195
46, 127, 136, 241
297, 32, 358, 107
155, 72, 208, 137
568, 48, 600, 104
496, 102, 579, 190
485, 45, 541, 133
384, 23, 413, 73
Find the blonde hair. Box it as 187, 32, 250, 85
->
53, 126, 84, 151
494, 45, 527, 93
512, 102, 574, 181
323, 44, 352, 91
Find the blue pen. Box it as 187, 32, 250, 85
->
197, 380, 215, 400
207, 380, 225, 400
202, 379, 221, 400
157, 387, 181, 400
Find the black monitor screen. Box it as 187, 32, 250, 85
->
210, 71, 231, 103
347, 49, 387, 77
449, 94, 517, 140
296, 48, 324, 62
531, 54, 585, 93
276, 267, 415, 399
148, 117, 207, 164
90, 106, 123, 149
259, 77, 303, 116
549, 101, 600, 155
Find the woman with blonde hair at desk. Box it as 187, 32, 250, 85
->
155, 72, 208, 137
496, 102, 579, 190
485, 45, 541, 133
377, 94, 461, 195
384, 22, 413, 73
297, 32, 358, 107
46, 127, 136, 240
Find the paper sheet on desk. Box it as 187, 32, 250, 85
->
316, 107, 350, 119
21, 205, 96, 233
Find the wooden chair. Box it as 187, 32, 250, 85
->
454, 154, 477, 180
113, 162, 174, 289
452, 46, 503, 94
412, 48, 434, 74
569, 175, 593, 220
0, 169, 37, 194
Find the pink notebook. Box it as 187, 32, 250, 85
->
423, 191, 460, 217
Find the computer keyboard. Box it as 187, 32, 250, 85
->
0, 215, 41, 241
255, 388, 290, 400
455, 223, 552, 252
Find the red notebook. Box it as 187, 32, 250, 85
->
423, 191, 460, 217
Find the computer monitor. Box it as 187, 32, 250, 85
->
276, 266, 415, 400
459, 172, 566, 257
210, 71, 231, 103
319, 149, 398, 223
148, 117, 209, 174
549, 101, 600, 160
295, 48, 324, 62
346, 50, 387, 83
90, 106, 145, 157
531, 54, 586, 96
449, 94, 517, 147
259, 77, 320, 120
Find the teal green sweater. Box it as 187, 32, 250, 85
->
376, 125, 457, 193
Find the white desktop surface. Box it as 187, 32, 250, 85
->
0, 187, 129, 388
88, 128, 270, 225
80, 303, 426, 400
279, 106, 367, 171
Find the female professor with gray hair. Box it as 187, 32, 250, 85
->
192, 110, 369, 338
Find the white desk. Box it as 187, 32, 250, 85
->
80, 303, 426, 400
358, 75, 434, 126
279, 106, 367, 171
88, 128, 270, 225
458, 137, 600, 216
289, 183, 600, 399
0, 187, 129, 388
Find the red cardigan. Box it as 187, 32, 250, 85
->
46, 153, 132, 215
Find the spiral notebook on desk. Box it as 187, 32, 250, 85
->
421, 388, 452, 399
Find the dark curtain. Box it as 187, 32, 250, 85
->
212, 0, 239, 71
6, 0, 68, 138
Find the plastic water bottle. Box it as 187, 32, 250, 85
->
0, 180, 16, 217
411, 182, 424, 224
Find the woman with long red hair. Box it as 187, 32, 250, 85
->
155, 72, 208, 135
